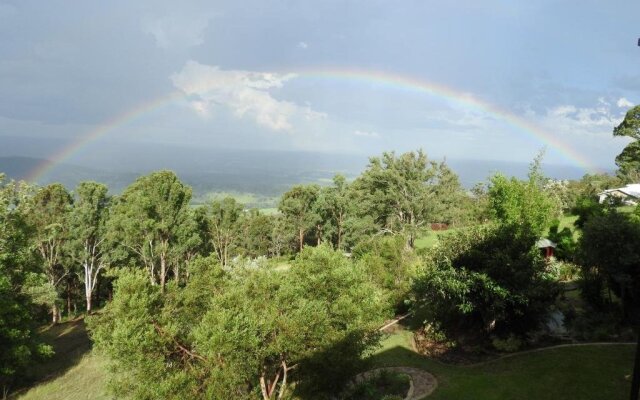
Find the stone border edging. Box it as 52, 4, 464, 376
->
350, 367, 438, 400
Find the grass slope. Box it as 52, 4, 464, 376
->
370, 330, 635, 400
13, 317, 636, 399
17, 355, 109, 400
13, 319, 110, 400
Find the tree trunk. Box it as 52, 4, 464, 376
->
86, 294, 92, 314
278, 361, 289, 400
298, 228, 304, 251
52, 303, 59, 324
67, 282, 72, 317
160, 255, 167, 292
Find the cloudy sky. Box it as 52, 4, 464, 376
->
1, 0, 638, 170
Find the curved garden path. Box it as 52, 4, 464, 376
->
352, 367, 437, 400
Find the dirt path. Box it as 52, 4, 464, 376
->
352, 367, 437, 400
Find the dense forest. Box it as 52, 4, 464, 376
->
2, 107, 640, 399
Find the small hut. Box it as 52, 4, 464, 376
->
536, 238, 556, 260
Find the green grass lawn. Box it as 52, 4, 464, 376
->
414, 228, 460, 250
12, 319, 110, 400
15, 317, 636, 399
369, 329, 635, 400
16, 354, 110, 400
555, 214, 578, 232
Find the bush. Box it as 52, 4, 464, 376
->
547, 260, 580, 282
343, 370, 411, 400
89, 246, 388, 399
412, 224, 559, 347
491, 335, 523, 353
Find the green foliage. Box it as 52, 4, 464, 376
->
343, 370, 410, 400
27, 183, 73, 322
239, 208, 275, 258
616, 141, 640, 182
412, 224, 558, 345
0, 176, 52, 394
352, 150, 467, 248
106, 171, 194, 288
614, 104, 640, 140
89, 246, 387, 399
547, 220, 577, 261
571, 195, 607, 229
430, 161, 472, 226
278, 184, 320, 251
487, 164, 560, 237
314, 175, 351, 250
66, 181, 110, 312
546, 260, 580, 282
353, 235, 418, 311
613, 104, 640, 182
207, 196, 244, 266
578, 211, 640, 322
491, 334, 522, 353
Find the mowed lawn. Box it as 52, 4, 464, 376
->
13, 319, 110, 400
414, 228, 460, 250
369, 329, 635, 400
15, 317, 636, 400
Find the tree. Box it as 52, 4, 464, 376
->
578, 211, 640, 320
352, 234, 418, 310
107, 171, 192, 291
0, 175, 52, 395
278, 185, 320, 252
352, 150, 439, 248
487, 157, 560, 237
88, 246, 386, 399
170, 206, 209, 283
614, 104, 640, 182
239, 209, 274, 258
207, 197, 243, 266
412, 224, 558, 346
430, 161, 470, 226
27, 183, 73, 323
314, 175, 350, 250
67, 182, 110, 313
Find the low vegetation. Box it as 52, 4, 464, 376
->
3, 107, 640, 399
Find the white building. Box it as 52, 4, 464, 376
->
598, 184, 640, 205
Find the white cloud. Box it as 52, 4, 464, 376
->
540, 102, 621, 135
617, 97, 634, 108
353, 130, 380, 138
297, 41, 309, 49
171, 61, 326, 132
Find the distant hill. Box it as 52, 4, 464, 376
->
0, 156, 139, 193
0, 150, 602, 207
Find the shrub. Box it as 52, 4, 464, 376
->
412, 224, 559, 347
491, 335, 523, 353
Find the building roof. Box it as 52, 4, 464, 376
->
536, 238, 556, 248
599, 184, 640, 199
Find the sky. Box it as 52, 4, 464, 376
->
1, 0, 639, 171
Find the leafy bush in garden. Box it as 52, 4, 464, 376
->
412, 224, 559, 346
89, 245, 387, 400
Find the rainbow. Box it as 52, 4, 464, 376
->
26, 67, 597, 182
295, 67, 595, 170
25, 91, 186, 183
